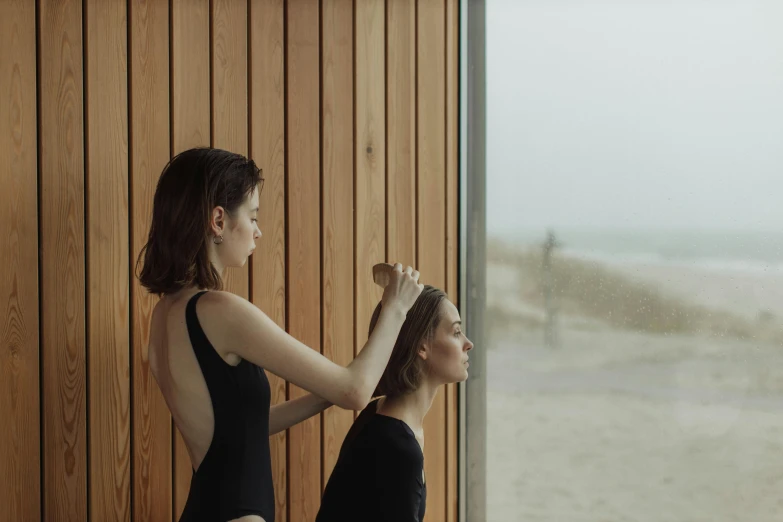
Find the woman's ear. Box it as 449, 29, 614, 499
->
211, 206, 226, 235
417, 343, 429, 361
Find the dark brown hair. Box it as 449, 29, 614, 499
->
137, 147, 263, 295
368, 285, 448, 398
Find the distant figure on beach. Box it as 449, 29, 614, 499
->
542, 229, 560, 348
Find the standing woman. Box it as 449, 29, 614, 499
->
137, 147, 422, 522
316, 285, 474, 522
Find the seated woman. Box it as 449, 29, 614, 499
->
316, 285, 474, 522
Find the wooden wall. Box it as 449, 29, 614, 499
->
0, 0, 460, 521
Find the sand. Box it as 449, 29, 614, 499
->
485, 248, 783, 521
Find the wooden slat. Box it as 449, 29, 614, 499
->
38, 0, 88, 519
130, 0, 172, 520
249, 0, 287, 519
445, 0, 459, 309
86, 0, 131, 520
286, 0, 321, 520
171, 1, 210, 516
0, 1, 39, 520
321, 0, 354, 484
386, 0, 417, 267
355, 0, 386, 361
417, 0, 448, 520
445, 1, 460, 520
172, 0, 210, 151
212, 0, 249, 299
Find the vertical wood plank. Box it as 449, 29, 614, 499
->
172, 0, 210, 151
445, 0, 460, 519
445, 0, 459, 308
85, 0, 131, 520
212, 0, 249, 299
0, 1, 39, 520
171, 1, 210, 516
38, 0, 88, 519
417, 0, 448, 520
286, 0, 321, 520
130, 0, 172, 520
249, 0, 288, 519
321, 0, 354, 484
386, 0, 416, 267
355, 0, 386, 359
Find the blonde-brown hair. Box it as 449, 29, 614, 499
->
368, 285, 447, 397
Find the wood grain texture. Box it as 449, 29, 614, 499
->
38, 0, 88, 519
321, 0, 354, 485
171, 1, 210, 515
386, 0, 416, 267
172, 0, 210, 152
445, 0, 460, 519
355, 0, 386, 359
86, 0, 131, 520
0, 1, 40, 520
286, 0, 321, 520
0, 0, 462, 518
249, 0, 288, 518
445, 0, 459, 309
417, 0, 448, 520
130, 0, 172, 520
212, 0, 249, 299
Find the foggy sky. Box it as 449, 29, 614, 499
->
486, 0, 783, 237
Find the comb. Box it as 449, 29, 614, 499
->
372, 262, 394, 288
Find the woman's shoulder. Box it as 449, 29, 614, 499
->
196, 289, 247, 308
180, 289, 270, 364
362, 415, 423, 463
194, 290, 268, 328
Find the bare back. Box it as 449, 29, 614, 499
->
147, 289, 264, 522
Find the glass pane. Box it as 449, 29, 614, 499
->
485, 1, 783, 520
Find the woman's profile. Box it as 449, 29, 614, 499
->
316, 285, 474, 522
137, 147, 423, 522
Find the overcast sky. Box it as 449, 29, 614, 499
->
486, 0, 783, 235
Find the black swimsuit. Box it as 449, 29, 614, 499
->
178, 291, 275, 522
316, 398, 427, 522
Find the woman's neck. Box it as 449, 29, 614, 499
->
377, 379, 439, 433
207, 249, 225, 276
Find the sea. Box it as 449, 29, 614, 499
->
501, 228, 783, 275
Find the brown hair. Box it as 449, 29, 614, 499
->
137, 147, 263, 295
368, 285, 448, 398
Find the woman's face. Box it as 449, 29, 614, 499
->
424, 299, 474, 384
214, 188, 262, 269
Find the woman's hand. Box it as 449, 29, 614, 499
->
381, 264, 423, 314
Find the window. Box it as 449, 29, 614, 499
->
478, 0, 783, 520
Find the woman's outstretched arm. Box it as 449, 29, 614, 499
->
268, 393, 331, 435
199, 264, 421, 411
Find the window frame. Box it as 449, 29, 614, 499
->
458, 1, 487, 521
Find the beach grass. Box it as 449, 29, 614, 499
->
487, 238, 783, 344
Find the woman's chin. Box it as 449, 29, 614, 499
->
231, 257, 248, 268
221, 258, 248, 270
448, 369, 469, 384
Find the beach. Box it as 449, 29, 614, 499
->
486, 239, 783, 521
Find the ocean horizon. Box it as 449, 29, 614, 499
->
493, 227, 783, 275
